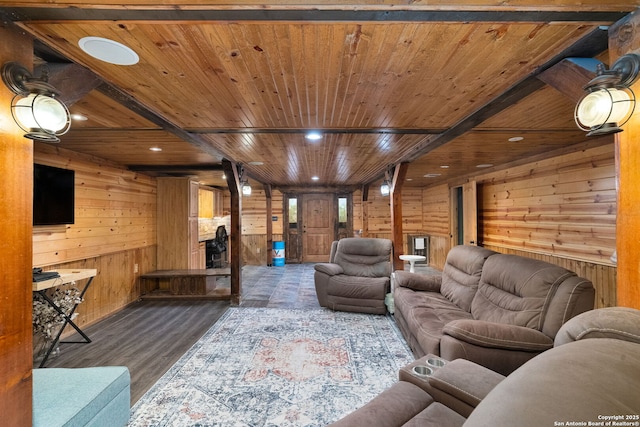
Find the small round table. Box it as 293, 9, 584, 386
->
399, 255, 427, 273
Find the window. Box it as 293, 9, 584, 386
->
288, 197, 298, 228
338, 197, 347, 228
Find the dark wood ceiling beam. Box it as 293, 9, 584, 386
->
0, 8, 628, 23
401, 25, 610, 165
128, 164, 223, 172
188, 127, 444, 135
38, 63, 102, 106
537, 57, 602, 103
96, 82, 227, 161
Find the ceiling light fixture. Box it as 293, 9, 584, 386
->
476, 164, 494, 168
508, 136, 524, 142
305, 131, 322, 141
311, 176, 319, 181
149, 146, 162, 152
1, 62, 71, 142
70, 113, 88, 121
575, 53, 640, 137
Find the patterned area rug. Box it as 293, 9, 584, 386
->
129, 307, 413, 426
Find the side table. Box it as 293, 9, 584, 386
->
399, 255, 427, 273
33, 269, 97, 367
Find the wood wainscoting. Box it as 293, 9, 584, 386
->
483, 244, 616, 309
40, 246, 156, 338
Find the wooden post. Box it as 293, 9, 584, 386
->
361, 184, 369, 237
264, 184, 273, 266
610, 11, 640, 309
222, 160, 242, 305
0, 25, 34, 426
390, 163, 409, 271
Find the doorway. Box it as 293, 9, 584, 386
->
284, 193, 352, 263
450, 181, 478, 246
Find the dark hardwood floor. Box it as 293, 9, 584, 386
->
37, 263, 430, 404
39, 264, 321, 404
43, 299, 230, 403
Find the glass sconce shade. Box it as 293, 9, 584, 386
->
12, 93, 71, 141
575, 87, 635, 135
242, 181, 252, 196
380, 180, 390, 196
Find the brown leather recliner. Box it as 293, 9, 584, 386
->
314, 237, 393, 314
330, 307, 640, 427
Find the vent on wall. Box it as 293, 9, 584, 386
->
408, 235, 429, 264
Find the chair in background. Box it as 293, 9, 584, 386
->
314, 237, 393, 314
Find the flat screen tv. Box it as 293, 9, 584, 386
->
33, 163, 75, 226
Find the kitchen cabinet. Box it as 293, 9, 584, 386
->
157, 177, 203, 269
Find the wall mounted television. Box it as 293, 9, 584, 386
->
33, 163, 75, 226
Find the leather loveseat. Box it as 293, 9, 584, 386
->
393, 244, 595, 375
330, 306, 640, 427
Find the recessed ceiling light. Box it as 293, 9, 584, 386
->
248, 161, 264, 166
406, 178, 413, 181
149, 147, 162, 152
70, 113, 88, 121
311, 176, 319, 181
79, 37, 139, 65
305, 131, 322, 141
476, 164, 493, 168
440, 165, 450, 169
508, 136, 524, 142
424, 173, 441, 178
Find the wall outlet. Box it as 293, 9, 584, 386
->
257, 248, 261, 253
134, 263, 139, 273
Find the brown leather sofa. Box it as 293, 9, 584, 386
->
314, 237, 393, 314
330, 307, 640, 427
394, 245, 595, 375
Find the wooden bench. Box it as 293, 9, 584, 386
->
140, 268, 231, 297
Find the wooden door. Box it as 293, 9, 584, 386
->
302, 193, 335, 262
462, 181, 478, 245
450, 181, 478, 246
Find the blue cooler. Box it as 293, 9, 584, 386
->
273, 241, 285, 266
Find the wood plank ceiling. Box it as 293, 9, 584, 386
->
1, 2, 637, 191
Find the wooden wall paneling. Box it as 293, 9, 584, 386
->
610, 12, 640, 309
40, 246, 157, 341
0, 25, 34, 426
477, 143, 616, 265
33, 144, 157, 267
483, 244, 616, 308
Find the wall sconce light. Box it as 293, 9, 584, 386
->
380, 179, 390, 196
380, 167, 392, 196
241, 179, 252, 196
2, 62, 71, 142
575, 53, 640, 137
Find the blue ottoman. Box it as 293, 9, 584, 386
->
33, 366, 130, 427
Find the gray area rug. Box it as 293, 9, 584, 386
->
129, 307, 413, 426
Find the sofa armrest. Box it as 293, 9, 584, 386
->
428, 359, 505, 410
394, 270, 442, 292
314, 263, 344, 276
443, 319, 554, 351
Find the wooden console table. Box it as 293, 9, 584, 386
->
32, 269, 97, 368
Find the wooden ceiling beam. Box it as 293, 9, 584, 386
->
400, 25, 610, 165
96, 82, 226, 161
38, 63, 102, 106
127, 164, 223, 172
0, 8, 628, 23
537, 58, 602, 103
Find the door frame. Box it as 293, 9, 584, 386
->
283, 192, 354, 263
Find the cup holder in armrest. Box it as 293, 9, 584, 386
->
412, 365, 434, 377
